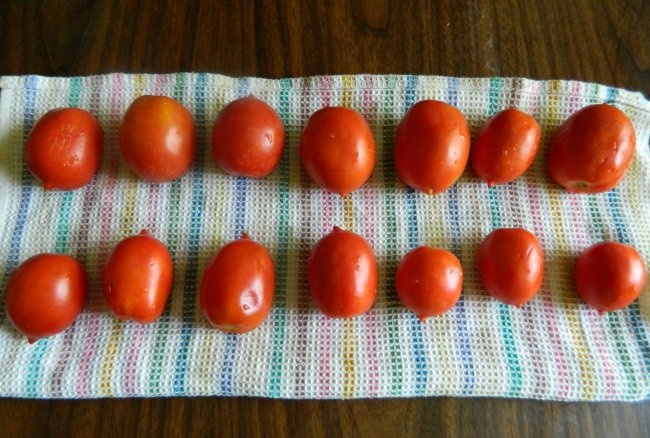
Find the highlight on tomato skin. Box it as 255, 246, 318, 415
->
471, 108, 541, 187
199, 233, 275, 334
300, 107, 376, 197
212, 96, 286, 178
308, 226, 378, 318
102, 230, 174, 324
574, 241, 647, 315
548, 103, 636, 194
396, 246, 463, 320
5, 253, 88, 343
25, 107, 104, 190
477, 227, 544, 307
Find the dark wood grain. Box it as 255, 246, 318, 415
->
1, 1, 649, 437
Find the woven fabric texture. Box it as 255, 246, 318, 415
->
0, 73, 649, 400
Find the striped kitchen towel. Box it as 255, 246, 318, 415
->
0, 73, 649, 400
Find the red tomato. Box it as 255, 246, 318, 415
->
548, 103, 636, 193
25, 107, 103, 190
396, 246, 463, 320
478, 228, 544, 307
471, 108, 541, 187
5, 254, 87, 343
395, 100, 470, 194
300, 107, 376, 196
575, 242, 646, 314
212, 96, 285, 178
200, 234, 275, 333
102, 230, 174, 324
119, 95, 196, 182
308, 226, 377, 318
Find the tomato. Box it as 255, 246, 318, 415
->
102, 230, 173, 324
119, 95, 196, 182
575, 242, 646, 314
308, 226, 377, 317
548, 103, 636, 193
200, 233, 275, 333
25, 107, 103, 190
471, 108, 541, 187
396, 246, 463, 320
395, 100, 470, 194
212, 96, 285, 178
477, 228, 544, 307
300, 107, 376, 196
5, 254, 87, 343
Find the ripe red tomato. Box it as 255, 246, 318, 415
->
396, 246, 463, 320
102, 230, 174, 324
300, 107, 376, 196
548, 103, 636, 193
308, 226, 377, 318
575, 242, 646, 314
25, 107, 103, 190
471, 108, 541, 187
5, 254, 87, 343
477, 228, 544, 307
395, 100, 470, 194
200, 234, 275, 333
119, 95, 196, 182
212, 96, 285, 178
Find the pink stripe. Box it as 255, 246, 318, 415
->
75, 73, 125, 396
123, 324, 147, 395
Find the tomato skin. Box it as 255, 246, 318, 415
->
575, 242, 646, 314
300, 107, 376, 196
212, 96, 285, 178
119, 95, 196, 182
102, 230, 174, 324
548, 103, 636, 193
395, 100, 470, 194
396, 246, 463, 320
308, 227, 377, 318
200, 234, 275, 333
5, 254, 87, 343
471, 108, 541, 187
478, 228, 544, 307
25, 108, 103, 190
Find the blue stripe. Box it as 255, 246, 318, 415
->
403, 74, 427, 394
26, 339, 49, 397
607, 188, 650, 396
447, 77, 459, 106
218, 78, 253, 394
448, 184, 475, 395
605, 87, 618, 104
173, 73, 208, 394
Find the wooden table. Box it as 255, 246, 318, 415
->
1, 1, 648, 436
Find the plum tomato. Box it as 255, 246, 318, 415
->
102, 230, 174, 324
471, 108, 541, 187
548, 103, 636, 193
212, 96, 285, 178
200, 233, 275, 333
25, 107, 103, 190
395, 100, 470, 194
5, 253, 87, 343
308, 226, 377, 318
119, 95, 196, 182
478, 228, 544, 307
575, 242, 646, 314
300, 107, 376, 196
396, 246, 463, 320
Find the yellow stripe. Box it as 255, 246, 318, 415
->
99, 75, 146, 396
342, 318, 356, 398
342, 74, 355, 108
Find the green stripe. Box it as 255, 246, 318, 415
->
54, 77, 84, 253
487, 77, 523, 396
607, 312, 639, 397
148, 73, 187, 395
383, 75, 403, 395
268, 78, 292, 397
